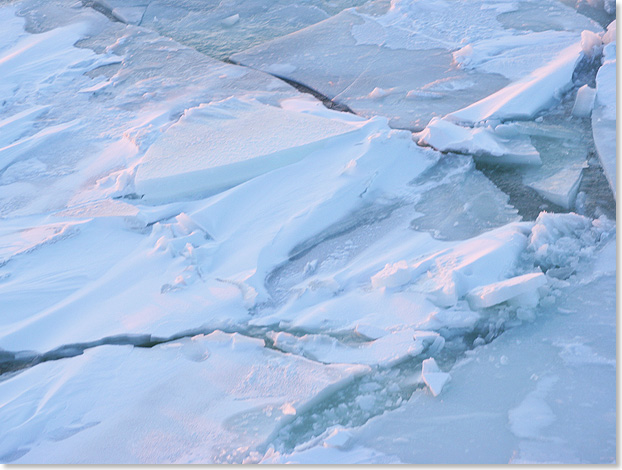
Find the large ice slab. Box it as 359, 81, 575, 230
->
510, 112, 594, 211
409, 222, 531, 308
134, 99, 362, 202
0, 331, 367, 463
526, 164, 584, 210
418, 118, 541, 165
592, 21, 616, 197
446, 43, 584, 125
453, 31, 587, 82
0, 0, 302, 218
270, 329, 429, 368
232, 0, 599, 130
465, 271, 547, 309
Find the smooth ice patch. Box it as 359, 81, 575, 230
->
233, 0, 596, 129
508, 376, 557, 439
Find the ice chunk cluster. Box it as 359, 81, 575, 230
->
528, 212, 614, 276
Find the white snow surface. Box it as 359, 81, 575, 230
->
0, 331, 367, 463
134, 98, 363, 202
592, 20, 616, 197
465, 271, 546, 309
446, 42, 585, 125
0, 0, 615, 465
418, 118, 541, 165
571, 84, 597, 117
269, 329, 427, 368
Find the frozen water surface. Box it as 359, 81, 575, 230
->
232, 0, 600, 130
93, 0, 369, 59
0, 0, 616, 464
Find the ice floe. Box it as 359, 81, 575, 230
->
233, 0, 599, 129
592, 20, 616, 197
571, 84, 597, 117
421, 357, 451, 397
465, 271, 547, 309
0, 331, 367, 463
418, 118, 541, 165
134, 99, 363, 202
269, 329, 427, 368
446, 43, 585, 125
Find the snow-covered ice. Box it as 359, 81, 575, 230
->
420, 357, 451, 397
269, 329, 426, 368
446, 42, 585, 125
592, 20, 616, 197
418, 118, 541, 165
370, 260, 411, 289
134, 99, 363, 202
0, 0, 615, 464
465, 271, 547, 309
571, 84, 597, 117
232, 0, 600, 130
0, 331, 367, 463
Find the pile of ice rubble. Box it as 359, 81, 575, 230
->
417, 18, 617, 209
0, 0, 616, 464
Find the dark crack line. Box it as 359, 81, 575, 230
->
0, 324, 274, 377
0, 318, 378, 377
224, 58, 356, 115
82, 1, 126, 24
